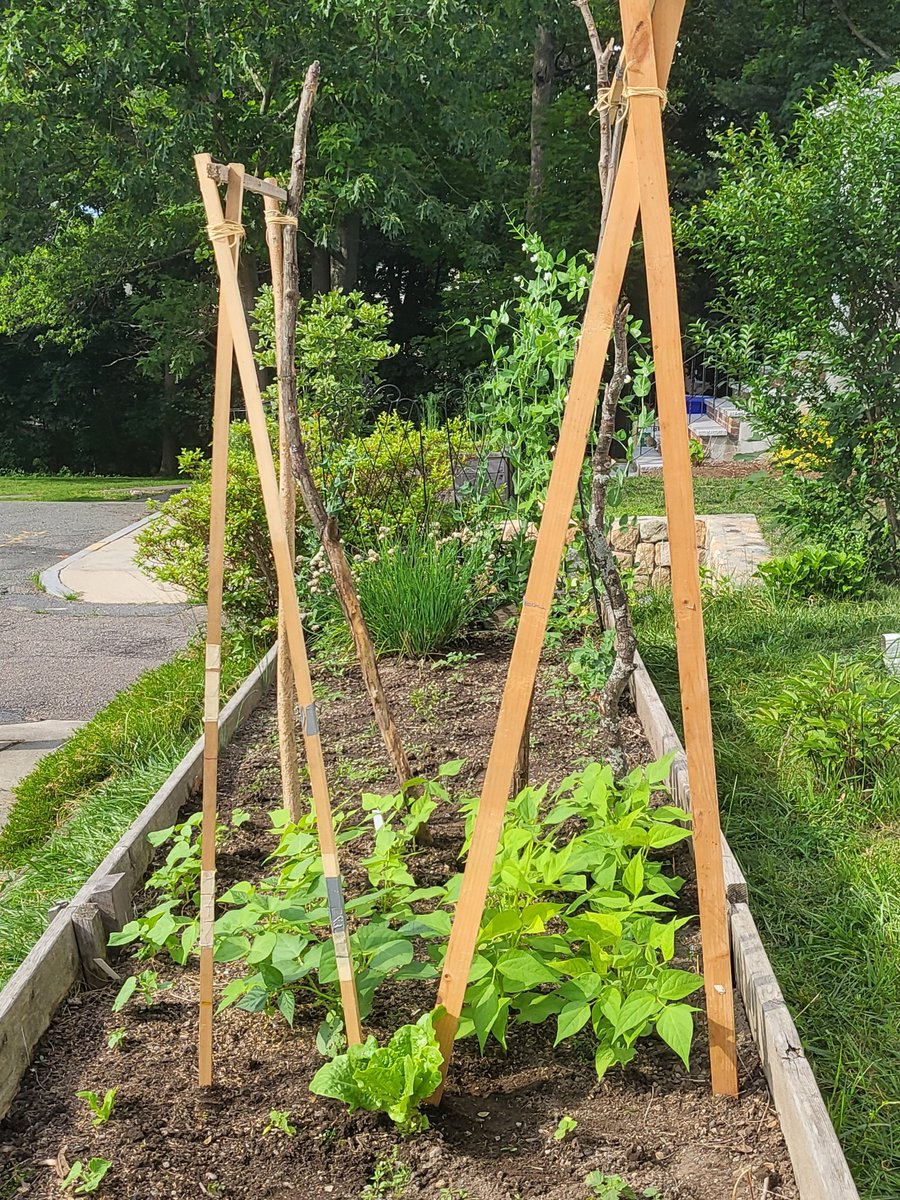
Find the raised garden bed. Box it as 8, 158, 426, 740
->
0, 637, 853, 1199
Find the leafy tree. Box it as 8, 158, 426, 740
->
682, 66, 900, 568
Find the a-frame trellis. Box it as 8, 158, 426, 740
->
194, 0, 738, 1100
194, 156, 362, 1086
430, 0, 739, 1100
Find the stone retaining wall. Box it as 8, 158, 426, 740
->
609, 513, 770, 589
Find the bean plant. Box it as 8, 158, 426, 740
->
113, 756, 701, 1093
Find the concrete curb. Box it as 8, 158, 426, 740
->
40, 513, 157, 599
0, 644, 277, 1119
627, 646, 859, 1200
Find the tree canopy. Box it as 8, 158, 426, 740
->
0, 0, 897, 472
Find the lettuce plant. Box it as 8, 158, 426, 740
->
310, 1010, 443, 1133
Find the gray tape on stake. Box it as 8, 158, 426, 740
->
325, 875, 347, 936
325, 875, 355, 983
301, 703, 319, 736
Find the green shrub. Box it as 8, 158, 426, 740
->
350, 531, 489, 658
136, 412, 489, 637
136, 422, 279, 632
328, 411, 484, 544
253, 286, 398, 442
757, 654, 900, 784
755, 546, 869, 600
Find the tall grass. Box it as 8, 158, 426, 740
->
0, 759, 176, 987
354, 533, 487, 657
0, 635, 264, 988
0, 636, 261, 867
635, 584, 900, 1195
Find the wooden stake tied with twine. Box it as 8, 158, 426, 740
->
195, 153, 362, 1057
618, 0, 738, 1096
426, 0, 736, 1103
198, 163, 244, 1088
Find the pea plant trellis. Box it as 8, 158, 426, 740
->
192, 0, 737, 1102
429, 0, 739, 1101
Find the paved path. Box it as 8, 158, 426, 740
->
0, 501, 203, 816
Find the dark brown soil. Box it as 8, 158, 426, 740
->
1, 639, 797, 1200
691, 460, 772, 481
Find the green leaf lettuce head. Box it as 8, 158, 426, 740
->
309, 1010, 443, 1133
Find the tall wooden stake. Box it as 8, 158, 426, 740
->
263, 182, 304, 823
429, 0, 702, 1102
195, 153, 362, 1047
198, 163, 245, 1087
619, 0, 738, 1095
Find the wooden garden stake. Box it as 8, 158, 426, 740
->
198, 162, 245, 1087
263, 182, 304, 823
618, 0, 738, 1095
429, 0, 694, 1102
195, 153, 362, 1047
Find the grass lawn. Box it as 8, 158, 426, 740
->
628, 480, 900, 1195
609, 467, 790, 543
0, 474, 182, 502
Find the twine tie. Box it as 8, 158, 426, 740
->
264, 211, 299, 228
205, 220, 245, 247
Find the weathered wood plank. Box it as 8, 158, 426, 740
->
206, 160, 287, 201
731, 904, 859, 1199
0, 644, 277, 1121
72, 903, 110, 989
0, 912, 78, 1117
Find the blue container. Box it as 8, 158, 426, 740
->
685, 395, 707, 415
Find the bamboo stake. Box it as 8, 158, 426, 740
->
198, 163, 245, 1088
427, 0, 686, 1102
263, 182, 304, 823
618, 0, 738, 1095
195, 153, 362, 1046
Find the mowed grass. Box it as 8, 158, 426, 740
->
0, 473, 181, 502
635, 581, 900, 1195
609, 468, 791, 544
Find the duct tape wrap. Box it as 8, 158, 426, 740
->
300, 702, 319, 735
325, 876, 353, 982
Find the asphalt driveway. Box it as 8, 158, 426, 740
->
0, 501, 202, 723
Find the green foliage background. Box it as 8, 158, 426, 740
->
1, 0, 896, 473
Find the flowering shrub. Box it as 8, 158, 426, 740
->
326, 411, 483, 544
136, 421, 281, 632
772, 412, 833, 473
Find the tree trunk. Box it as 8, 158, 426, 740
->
526, 24, 555, 231
331, 213, 361, 292
159, 366, 179, 476
311, 243, 331, 295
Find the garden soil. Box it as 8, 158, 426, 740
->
1, 638, 797, 1199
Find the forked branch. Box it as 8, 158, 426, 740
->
277, 65, 415, 803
